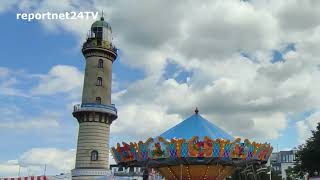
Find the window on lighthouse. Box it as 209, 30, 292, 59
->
96, 97, 101, 104
91, 150, 98, 161
98, 59, 103, 68
96, 77, 102, 86
93, 27, 103, 39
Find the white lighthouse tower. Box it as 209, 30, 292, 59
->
71, 16, 117, 180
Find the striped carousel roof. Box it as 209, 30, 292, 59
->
160, 109, 234, 140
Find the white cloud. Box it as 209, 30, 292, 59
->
0, 67, 9, 78
0, 148, 75, 177
0, 0, 19, 12
251, 113, 287, 140
112, 103, 181, 140
0, 112, 60, 130
31, 65, 83, 97
110, 49, 320, 141
0, 67, 29, 97
177, 1, 279, 60
0, 78, 25, 97
277, 0, 320, 32
0, 65, 84, 99
19, 148, 75, 172
296, 111, 320, 144
0, 160, 20, 177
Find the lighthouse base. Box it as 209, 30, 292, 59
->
71, 168, 112, 180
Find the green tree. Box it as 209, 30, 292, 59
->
293, 122, 320, 177
286, 166, 300, 180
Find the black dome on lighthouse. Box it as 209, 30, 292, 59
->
91, 17, 112, 31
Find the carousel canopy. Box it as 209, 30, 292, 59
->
160, 110, 234, 140
111, 109, 273, 180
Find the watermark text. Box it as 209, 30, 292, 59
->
17, 11, 99, 21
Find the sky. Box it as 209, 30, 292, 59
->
0, 0, 320, 177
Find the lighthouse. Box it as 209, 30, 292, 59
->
71, 16, 117, 179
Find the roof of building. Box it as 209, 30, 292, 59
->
159, 109, 234, 140
91, 17, 112, 30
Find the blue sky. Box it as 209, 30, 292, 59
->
1, 0, 320, 177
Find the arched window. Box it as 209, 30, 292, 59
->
96, 77, 102, 86
91, 150, 98, 161
98, 59, 103, 68
96, 97, 101, 104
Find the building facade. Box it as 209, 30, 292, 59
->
271, 148, 298, 180
71, 17, 118, 180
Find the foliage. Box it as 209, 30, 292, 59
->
293, 122, 320, 177
286, 166, 300, 180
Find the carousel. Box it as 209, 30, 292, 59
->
111, 109, 273, 180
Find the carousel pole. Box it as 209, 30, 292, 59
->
180, 164, 183, 180
269, 164, 272, 180
270, 169, 272, 180
244, 166, 247, 180
44, 164, 47, 176
251, 165, 258, 180
18, 165, 21, 176
143, 162, 149, 180
218, 165, 221, 180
